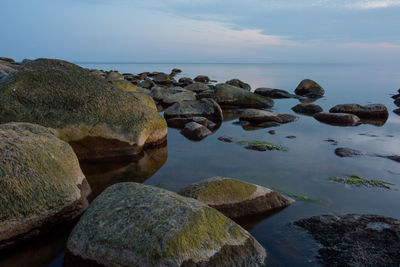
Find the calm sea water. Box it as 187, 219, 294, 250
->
1, 63, 400, 266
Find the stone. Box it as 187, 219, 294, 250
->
179, 177, 294, 218
194, 75, 210, 83
286, 136, 296, 139
395, 98, 400, 107
335, 147, 364, 157
178, 77, 193, 87
164, 99, 223, 123
291, 104, 323, 115
169, 68, 182, 77
0, 59, 167, 160
214, 83, 274, 109
239, 109, 298, 125
295, 214, 400, 266
329, 104, 389, 119
111, 79, 139, 92
184, 82, 210, 93
106, 71, 123, 81
268, 130, 276, 135
226, 79, 251, 91
167, 116, 215, 130
294, 79, 325, 98
0, 57, 15, 63
197, 89, 215, 99
254, 88, 296, 99
162, 91, 197, 106
150, 86, 186, 102
218, 136, 235, 143
65, 183, 266, 266
181, 122, 212, 140
152, 72, 173, 85
0, 122, 90, 250
138, 78, 156, 89
394, 108, 400, 115
313, 112, 360, 126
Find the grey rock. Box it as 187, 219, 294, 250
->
294, 79, 325, 98
139, 78, 156, 89
162, 91, 197, 106
239, 109, 298, 124
335, 147, 364, 157
292, 104, 323, 115
314, 112, 360, 126
194, 75, 210, 83
254, 88, 297, 99
226, 79, 251, 91
178, 77, 194, 87
181, 122, 212, 140
164, 99, 223, 122
185, 82, 210, 93
329, 104, 388, 119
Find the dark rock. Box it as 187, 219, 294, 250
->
329, 104, 389, 119
169, 68, 182, 77
184, 82, 210, 93
239, 109, 298, 124
138, 78, 156, 89
286, 136, 296, 139
167, 117, 215, 130
295, 214, 400, 266
391, 94, 400, 99
324, 138, 338, 145
254, 88, 296, 99
162, 91, 197, 106
268, 130, 276, 135
197, 89, 215, 99
314, 112, 360, 126
292, 103, 323, 115
218, 136, 235, 143
394, 108, 400, 115
194, 75, 210, 83
295, 79, 325, 98
335, 147, 364, 157
164, 99, 223, 123
106, 71, 123, 81
152, 72, 173, 85
178, 77, 193, 87
395, 98, 400, 107
181, 122, 212, 141
0, 57, 15, 63
226, 79, 251, 91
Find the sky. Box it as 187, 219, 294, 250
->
1, 0, 400, 63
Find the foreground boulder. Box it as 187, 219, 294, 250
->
239, 109, 298, 125
294, 79, 325, 98
66, 183, 266, 266
254, 88, 297, 99
226, 79, 251, 91
314, 112, 360, 126
291, 103, 323, 115
164, 99, 223, 122
179, 177, 294, 218
0, 122, 90, 250
214, 83, 274, 108
329, 104, 389, 119
181, 122, 212, 141
295, 214, 400, 266
0, 59, 167, 160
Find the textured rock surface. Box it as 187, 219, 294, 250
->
184, 82, 210, 93
239, 109, 298, 125
329, 103, 389, 119
226, 79, 251, 91
181, 122, 212, 141
179, 177, 294, 218
0, 122, 89, 250
295, 214, 400, 266
0, 59, 167, 160
314, 112, 360, 126
214, 83, 274, 108
294, 79, 325, 98
291, 104, 323, 115
162, 91, 197, 106
335, 147, 364, 157
254, 88, 297, 99
164, 99, 223, 122
194, 75, 210, 83
66, 183, 266, 267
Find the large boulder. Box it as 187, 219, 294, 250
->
294, 79, 325, 98
314, 112, 360, 126
179, 177, 294, 218
214, 83, 274, 108
295, 214, 400, 266
226, 79, 251, 91
254, 88, 296, 99
239, 109, 298, 125
291, 103, 323, 115
0, 122, 90, 250
0, 59, 167, 160
164, 99, 223, 122
65, 183, 266, 266
329, 104, 389, 119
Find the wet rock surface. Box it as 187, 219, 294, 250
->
292, 103, 323, 115
335, 147, 364, 157
239, 109, 298, 125
164, 99, 223, 123
295, 214, 400, 266
329, 103, 389, 119
294, 79, 325, 98
254, 88, 297, 99
226, 79, 251, 91
181, 122, 212, 140
314, 112, 360, 126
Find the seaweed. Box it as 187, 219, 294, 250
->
329, 174, 393, 189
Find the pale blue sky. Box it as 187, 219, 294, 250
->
1, 0, 400, 63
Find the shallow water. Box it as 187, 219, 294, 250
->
1, 62, 400, 266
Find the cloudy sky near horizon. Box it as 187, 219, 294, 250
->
1, 0, 400, 63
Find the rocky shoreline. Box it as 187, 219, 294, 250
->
1, 57, 399, 266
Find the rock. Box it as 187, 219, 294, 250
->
239, 109, 298, 125
181, 122, 212, 140
167, 116, 215, 130
291, 103, 323, 115
150, 86, 185, 102
179, 177, 294, 218
197, 89, 215, 99
254, 88, 296, 99
106, 71, 123, 81
295, 214, 400, 266
178, 77, 193, 87
214, 83, 274, 109
313, 112, 360, 126
184, 82, 210, 93
162, 91, 197, 106
152, 72, 173, 85
90, 69, 106, 78
194, 75, 210, 83
394, 108, 400, 115
65, 183, 266, 266
169, 68, 182, 77
138, 78, 156, 89
286, 135, 296, 139
164, 99, 223, 123
394, 98, 400, 107
0, 59, 167, 160
0, 57, 15, 63
268, 130, 276, 135
294, 79, 325, 98
0, 122, 90, 250
226, 79, 251, 91
329, 104, 389, 119
335, 147, 364, 157
111, 79, 139, 92
391, 94, 400, 99
218, 136, 235, 143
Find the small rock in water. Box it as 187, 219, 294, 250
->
181, 122, 212, 141
239, 109, 298, 125
335, 147, 364, 157
254, 88, 297, 99
294, 79, 325, 98
324, 138, 338, 145
395, 98, 400, 107
314, 112, 360, 126
329, 103, 389, 119
393, 108, 400, 115
268, 130, 276, 135
291, 103, 323, 115
286, 135, 296, 139
218, 136, 235, 143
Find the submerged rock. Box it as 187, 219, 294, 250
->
66, 183, 266, 266
0, 59, 167, 160
181, 122, 212, 141
226, 79, 251, 91
194, 75, 210, 83
214, 83, 274, 109
254, 88, 296, 99
295, 214, 400, 266
218, 136, 236, 143
291, 103, 323, 115
335, 147, 364, 157
179, 177, 294, 218
0, 122, 89, 250
294, 79, 325, 98
314, 112, 360, 126
329, 104, 389, 119
239, 109, 298, 125
164, 99, 223, 123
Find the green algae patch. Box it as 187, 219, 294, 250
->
329, 174, 393, 189
289, 194, 324, 204
237, 140, 287, 151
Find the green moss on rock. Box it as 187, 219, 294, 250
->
329, 174, 393, 189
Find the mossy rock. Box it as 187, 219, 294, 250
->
214, 83, 274, 108
179, 177, 294, 218
239, 109, 298, 125
226, 79, 251, 91
164, 99, 223, 123
294, 79, 324, 98
0, 58, 167, 160
0, 122, 90, 250
66, 182, 266, 266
